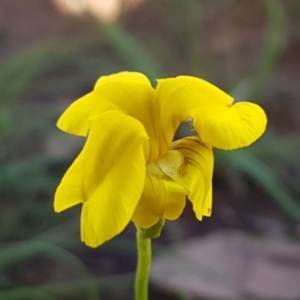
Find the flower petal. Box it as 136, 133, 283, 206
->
155, 76, 233, 152
161, 137, 214, 220
54, 152, 84, 212
202, 185, 212, 217
94, 72, 158, 160
131, 174, 187, 228
156, 76, 267, 150
192, 102, 267, 149
94, 71, 152, 89
57, 92, 115, 136
57, 72, 158, 160
68, 110, 148, 247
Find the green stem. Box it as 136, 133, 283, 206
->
135, 230, 152, 300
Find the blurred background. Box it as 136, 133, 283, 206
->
1, 0, 300, 299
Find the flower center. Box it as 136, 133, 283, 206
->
146, 150, 187, 180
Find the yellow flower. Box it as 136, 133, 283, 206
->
54, 72, 267, 247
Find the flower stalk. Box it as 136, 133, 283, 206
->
135, 219, 165, 299
135, 231, 151, 300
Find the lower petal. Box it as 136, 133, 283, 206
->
54, 152, 84, 212
165, 137, 214, 220
78, 110, 149, 247
193, 185, 212, 220
132, 174, 187, 228
202, 185, 212, 217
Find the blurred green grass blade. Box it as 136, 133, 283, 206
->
231, 0, 286, 100
0, 43, 108, 102
221, 150, 300, 222
0, 273, 134, 300
0, 45, 51, 103
33, 55, 125, 95
0, 154, 57, 191
250, 134, 300, 163
0, 107, 16, 138
175, 290, 194, 300
3, 290, 57, 300
0, 242, 99, 299
99, 22, 166, 81
251, 0, 286, 99
39, 222, 139, 253
184, 0, 204, 76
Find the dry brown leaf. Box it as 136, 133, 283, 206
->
152, 230, 300, 300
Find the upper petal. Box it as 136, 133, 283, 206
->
94, 71, 152, 89
191, 101, 267, 150
161, 136, 214, 220
156, 76, 267, 150
57, 72, 157, 159
94, 72, 158, 160
78, 110, 149, 247
155, 76, 232, 153
57, 92, 116, 136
